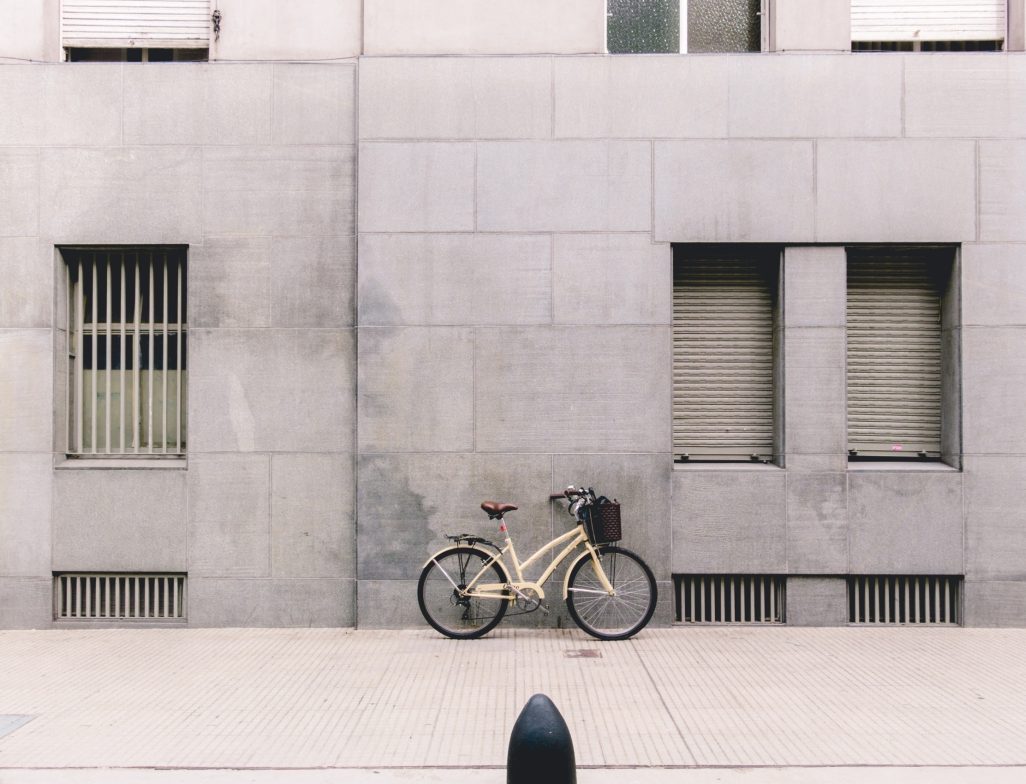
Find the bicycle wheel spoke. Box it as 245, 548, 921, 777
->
566, 546, 656, 641
418, 547, 508, 639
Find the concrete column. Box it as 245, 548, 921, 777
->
770, 0, 851, 52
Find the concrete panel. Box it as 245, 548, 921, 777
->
477, 141, 651, 232
0, 454, 52, 577
271, 236, 355, 328
552, 453, 672, 581
358, 143, 474, 232
816, 141, 976, 242
0, 64, 121, 146
783, 246, 846, 328
39, 147, 203, 244
554, 56, 728, 139
188, 578, 354, 627
848, 471, 963, 574
0, 578, 52, 629
475, 326, 671, 453
786, 577, 848, 626
357, 579, 424, 629
203, 146, 355, 237
358, 327, 474, 453
786, 473, 848, 574
0, 239, 50, 328
981, 141, 1026, 242
188, 328, 355, 453
359, 58, 551, 140
272, 64, 356, 145
363, 0, 605, 55
124, 65, 272, 145
188, 454, 270, 578
357, 453, 553, 581
671, 469, 787, 573
729, 56, 900, 137
271, 453, 355, 579
962, 327, 1026, 455
0, 0, 49, 61
213, 0, 361, 60
553, 235, 671, 325
783, 327, 846, 460
962, 244, 1026, 327
906, 56, 1026, 138
0, 330, 52, 452
0, 149, 38, 238
965, 457, 1026, 581
53, 469, 187, 572
654, 141, 814, 242
963, 580, 1026, 627
358, 234, 550, 326
189, 238, 271, 328
771, 0, 851, 51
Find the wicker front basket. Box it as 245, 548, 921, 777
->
584, 501, 622, 544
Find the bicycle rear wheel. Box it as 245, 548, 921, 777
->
566, 546, 657, 641
418, 546, 509, 639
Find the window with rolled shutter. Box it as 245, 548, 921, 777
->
846, 249, 950, 458
673, 248, 778, 462
62, 0, 211, 49
851, 0, 1006, 43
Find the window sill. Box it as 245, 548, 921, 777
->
847, 461, 959, 473
673, 462, 782, 471
56, 456, 187, 470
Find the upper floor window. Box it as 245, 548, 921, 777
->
851, 0, 1006, 51
62, 0, 211, 60
608, 0, 764, 54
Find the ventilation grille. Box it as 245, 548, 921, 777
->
675, 575, 786, 624
848, 575, 960, 625
55, 574, 186, 621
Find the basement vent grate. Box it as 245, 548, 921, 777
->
848, 575, 961, 625
54, 573, 186, 621
675, 574, 786, 624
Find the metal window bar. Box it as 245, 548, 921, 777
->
675, 575, 786, 624
847, 576, 961, 624
54, 574, 186, 620
65, 249, 186, 456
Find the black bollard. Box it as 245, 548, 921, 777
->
507, 693, 576, 784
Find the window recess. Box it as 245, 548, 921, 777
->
846, 248, 953, 460
64, 247, 187, 458
673, 247, 779, 463
607, 0, 765, 53
61, 0, 211, 51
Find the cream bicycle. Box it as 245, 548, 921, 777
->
417, 486, 657, 641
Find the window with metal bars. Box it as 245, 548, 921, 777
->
848, 575, 961, 625
675, 574, 786, 623
54, 573, 187, 621
673, 246, 780, 463
846, 248, 954, 460
64, 247, 187, 457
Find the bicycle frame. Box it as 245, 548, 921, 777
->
425, 522, 615, 604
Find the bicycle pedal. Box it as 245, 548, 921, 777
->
540, 604, 550, 615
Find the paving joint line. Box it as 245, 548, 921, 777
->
630, 638, 698, 766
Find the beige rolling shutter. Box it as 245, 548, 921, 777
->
673, 252, 776, 461
847, 251, 943, 457
851, 0, 1006, 42
62, 1, 211, 48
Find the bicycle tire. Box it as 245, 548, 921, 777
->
417, 546, 509, 639
566, 545, 657, 641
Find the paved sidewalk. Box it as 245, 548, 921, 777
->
0, 627, 1025, 779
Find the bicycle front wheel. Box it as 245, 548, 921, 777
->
417, 547, 509, 639
566, 546, 657, 641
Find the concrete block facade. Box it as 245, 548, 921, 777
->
4, 39, 1026, 628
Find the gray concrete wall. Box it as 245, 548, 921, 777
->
5, 49, 1026, 629
357, 52, 1026, 628
0, 61, 357, 627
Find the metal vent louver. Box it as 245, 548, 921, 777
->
55, 573, 186, 621
848, 575, 960, 625
675, 575, 785, 624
